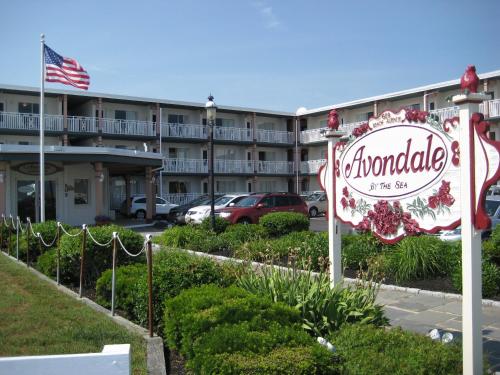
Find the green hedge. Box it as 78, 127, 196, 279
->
39, 225, 145, 286
199, 216, 230, 234
259, 212, 310, 237
328, 324, 462, 375
342, 233, 382, 270
164, 284, 338, 374
452, 259, 500, 298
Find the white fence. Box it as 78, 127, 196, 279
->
256, 129, 294, 144
301, 159, 326, 174
0, 344, 130, 375
161, 123, 207, 139
162, 193, 202, 206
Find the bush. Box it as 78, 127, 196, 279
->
154, 225, 205, 249
95, 263, 147, 317
237, 266, 388, 337
133, 249, 235, 332
382, 235, 459, 283
220, 223, 268, 251
36, 248, 57, 277
342, 233, 383, 270
328, 324, 462, 375
46, 225, 145, 286
199, 216, 229, 234
452, 260, 500, 298
259, 212, 309, 237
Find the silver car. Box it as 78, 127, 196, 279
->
486, 197, 500, 230
305, 191, 327, 217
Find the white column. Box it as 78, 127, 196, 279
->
326, 132, 342, 285
453, 92, 488, 375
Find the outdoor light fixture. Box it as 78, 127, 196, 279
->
205, 94, 217, 230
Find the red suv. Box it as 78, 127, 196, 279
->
215, 193, 309, 224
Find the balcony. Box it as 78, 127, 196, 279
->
429, 106, 459, 122
0, 112, 63, 132
481, 99, 500, 118
300, 121, 364, 143
162, 192, 203, 206
256, 160, 294, 175
161, 123, 207, 140
214, 126, 253, 142
256, 129, 294, 144
163, 158, 207, 174
68, 116, 97, 133
215, 159, 254, 174
301, 159, 326, 174
102, 118, 156, 137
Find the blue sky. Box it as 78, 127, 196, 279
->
1, 0, 499, 112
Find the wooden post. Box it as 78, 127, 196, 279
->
37, 233, 42, 263
16, 217, 19, 260
111, 232, 117, 316
7, 219, 12, 256
146, 235, 153, 337
26, 219, 30, 267
79, 225, 87, 298
0, 219, 3, 253
56, 222, 61, 285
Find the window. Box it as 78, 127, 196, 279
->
74, 179, 89, 205
216, 180, 236, 193
156, 197, 166, 204
289, 196, 303, 206
18, 102, 39, 114
135, 198, 147, 204
258, 122, 275, 130
18, 141, 30, 145
260, 196, 275, 208
486, 91, 495, 100
115, 110, 137, 121
168, 114, 185, 124
275, 196, 289, 207
169, 181, 188, 193
429, 102, 435, 111
488, 132, 496, 141
215, 118, 235, 127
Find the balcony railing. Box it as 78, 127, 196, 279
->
301, 159, 326, 174
257, 160, 294, 174
215, 159, 254, 174
163, 158, 208, 174
102, 118, 156, 137
161, 123, 207, 139
0, 112, 63, 132
214, 126, 253, 142
256, 129, 294, 144
429, 106, 459, 122
483, 99, 500, 118
300, 128, 326, 143
162, 192, 203, 206
68, 116, 97, 133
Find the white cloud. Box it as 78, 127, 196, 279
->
252, 1, 281, 29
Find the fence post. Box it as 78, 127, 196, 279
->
146, 235, 153, 337
8, 218, 12, 256
26, 218, 30, 267
79, 224, 87, 298
56, 222, 61, 285
37, 233, 42, 263
16, 217, 19, 261
0, 217, 3, 253
111, 232, 117, 316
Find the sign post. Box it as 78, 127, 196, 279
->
319, 67, 499, 375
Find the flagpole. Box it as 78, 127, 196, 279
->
40, 33, 45, 222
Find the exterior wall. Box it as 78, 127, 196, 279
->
163, 108, 202, 124
256, 116, 287, 131
256, 176, 288, 192
307, 145, 327, 160
163, 175, 203, 193
101, 101, 151, 121
255, 146, 287, 161
0, 93, 60, 114
161, 142, 205, 159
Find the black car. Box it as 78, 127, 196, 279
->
168, 194, 223, 223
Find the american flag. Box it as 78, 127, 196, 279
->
44, 45, 90, 90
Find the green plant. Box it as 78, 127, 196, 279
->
259, 212, 309, 237
237, 266, 388, 337
36, 248, 57, 277
95, 263, 147, 317
219, 223, 268, 251
154, 225, 205, 248
199, 216, 229, 234
328, 324, 462, 375
133, 249, 234, 332
342, 233, 382, 270
452, 260, 500, 298
45, 225, 145, 286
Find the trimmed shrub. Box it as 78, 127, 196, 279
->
329, 324, 462, 375
342, 233, 383, 270
133, 249, 235, 331
220, 223, 268, 250
259, 212, 309, 237
95, 263, 147, 317
36, 248, 57, 277
199, 216, 229, 234
234, 238, 275, 262
45, 225, 145, 286
154, 225, 205, 248
452, 260, 500, 298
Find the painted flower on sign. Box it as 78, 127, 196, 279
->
357, 200, 420, 236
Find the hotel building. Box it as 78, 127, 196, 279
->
0, 70, 498, 225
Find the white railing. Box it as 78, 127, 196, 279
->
257, 160, 294, 174
163, 158, 208, 173
214, 126, 253, 142
301, 159, 326, 174
0, 112, 63, 132
102, 118, 156, 137
215, 159, 254, 174
339, 121, 365, 135
429, 106, 459, 122
161, 123, 207, 139
68, 116, 97, 133
300, 127, 327, 143
256, 129, 294, 144
162, 192, 203, 206
485, 99, 500, 118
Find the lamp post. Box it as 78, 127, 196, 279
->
205, 95, 217, 230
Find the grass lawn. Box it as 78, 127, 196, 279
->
0, 254, 147, 375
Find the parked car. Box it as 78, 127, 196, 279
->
486, 196, 500, 229
486, 185, 500, 197
305, 191, 327, 217
439, 227, 462, 242
215, 192, 308, 224
185, 194, 248, 224
168, 194, 223, 224
120, 195, 178, 219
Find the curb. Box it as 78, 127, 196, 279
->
0, 252, 167, 375
175, 247, 500, 308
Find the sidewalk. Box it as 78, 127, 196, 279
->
377, 288, 500, 372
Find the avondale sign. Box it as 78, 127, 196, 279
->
321, 109, 463, 243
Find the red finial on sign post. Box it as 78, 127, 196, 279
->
460, 65, 479, 94
327, 109, 340, 130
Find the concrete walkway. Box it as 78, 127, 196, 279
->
377, 288, 500, 372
